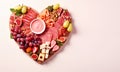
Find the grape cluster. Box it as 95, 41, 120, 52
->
11, 26, 41, 51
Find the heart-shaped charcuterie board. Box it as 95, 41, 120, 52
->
9, 4, 73, 64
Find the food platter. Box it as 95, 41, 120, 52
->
9, 4, 73, 64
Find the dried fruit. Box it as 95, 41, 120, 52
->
26, 47, 32, 53
57, 36, 66, 42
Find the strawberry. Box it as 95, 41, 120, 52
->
50, 40, 56, 48
32, 47, 38, 53
52, 45, 59, 52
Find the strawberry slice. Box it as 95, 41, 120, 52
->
52, 45, 59, 52
32, 47, 38, 53
50, 40, 56, 48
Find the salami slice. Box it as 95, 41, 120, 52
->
10, 14, 15, 24
48, 27, 58, 40
40, 33, 52, 43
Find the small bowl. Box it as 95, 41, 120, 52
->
30, 18, 46, 34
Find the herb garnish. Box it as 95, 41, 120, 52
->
10, 8, 22, 16
10, 33, 13, 39
46, 5, 53, 12
56, 40, 63, 46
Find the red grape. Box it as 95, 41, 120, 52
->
16, 34, 21, 38
29, 42, 33, 47
20, 38, 24, 42
17, 38, 20, 42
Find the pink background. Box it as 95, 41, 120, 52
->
0, 0, 120, 72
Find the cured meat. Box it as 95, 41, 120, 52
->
22, 15, 33, 22
10, 15, 15, 24
21, 8, 39, 34
48, 27, 58, 40
28, 8, 38, 17
39, 27, 58, 43
14, 17, 22, 26
40, 33, 52, 43
22, 8, 38, 25
61, 10, 71, 21
54, 16, 64, 30
56, 7, 63, 16
39, 9, 49, 20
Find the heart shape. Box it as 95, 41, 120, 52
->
9, 4, 72, 64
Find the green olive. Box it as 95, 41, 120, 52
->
14, 5, 22, 10
67, 23, 72, 32
63, 20, 70, 28
21, 6, 27, 14
53, 4, 60, 10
